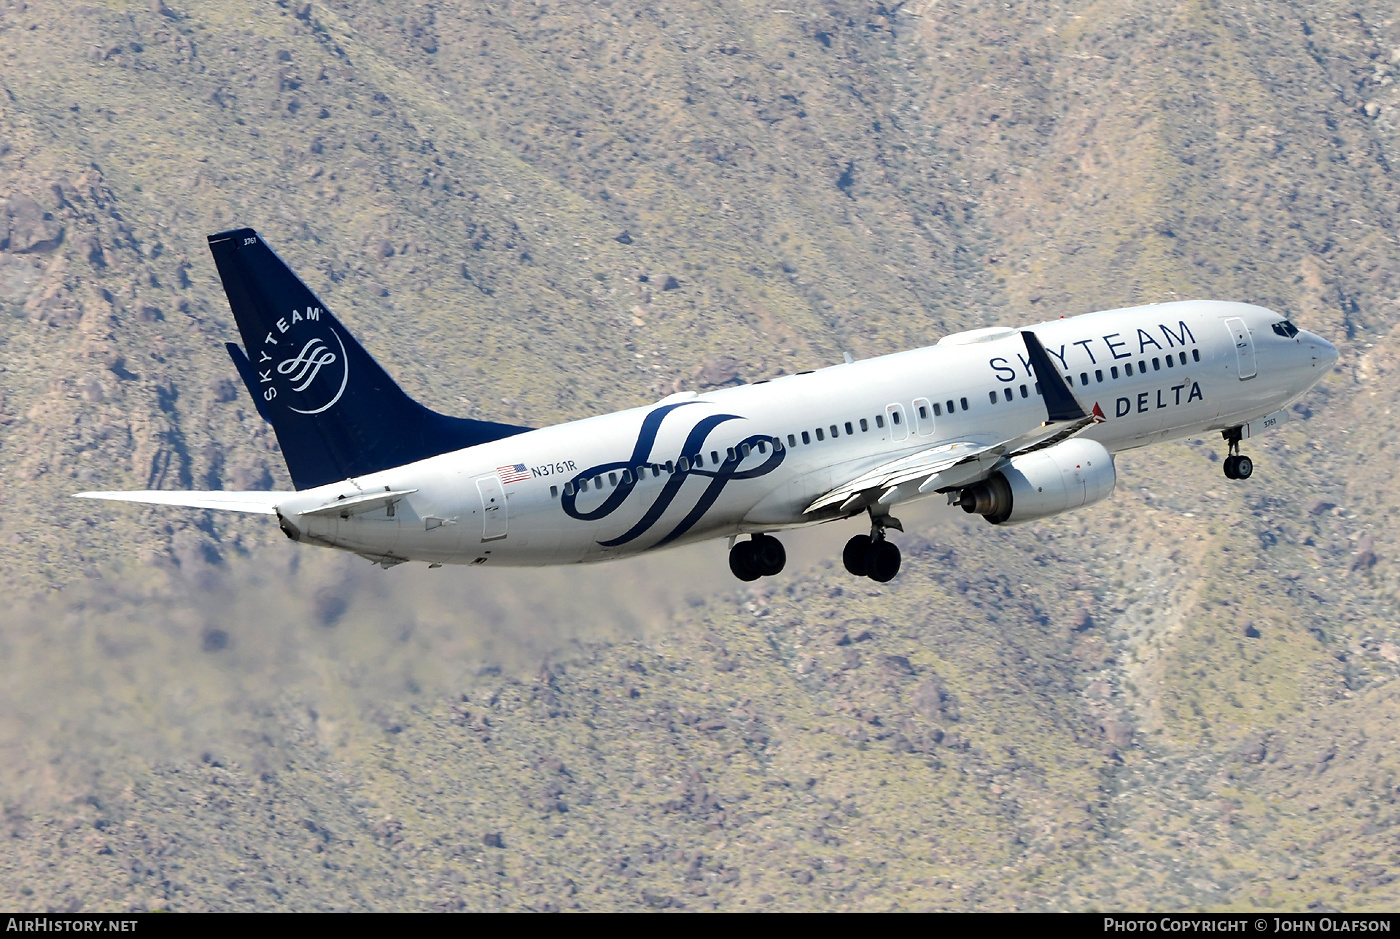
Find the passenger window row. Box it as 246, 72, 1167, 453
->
986, 349, 1200, 404
988, 383, 1041, 405
925, 397, 972, 417
793, 411, 881, 448
1064, 349, 1197, 386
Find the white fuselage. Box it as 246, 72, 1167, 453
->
273, 300, 1334, 567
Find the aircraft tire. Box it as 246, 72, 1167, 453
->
1223, 455, 1239, 479
1234, 455, 1253, 479
753, 535, 786, 577
865, 540, 901, 583
843, 535, 872, 577
729, 540, 762, 582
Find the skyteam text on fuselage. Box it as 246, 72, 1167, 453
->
77, 228, 1338, 583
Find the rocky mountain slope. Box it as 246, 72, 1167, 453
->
1, 0, 1398, 911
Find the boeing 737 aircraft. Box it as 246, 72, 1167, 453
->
78, 229, 1338, 583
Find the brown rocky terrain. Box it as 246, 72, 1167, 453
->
1, 0, 1398, 911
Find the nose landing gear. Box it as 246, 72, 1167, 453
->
1222, 427, 1254, 480
728, 533, 786, 581
842, 513, 903, 583
1224, 454, 1253, 480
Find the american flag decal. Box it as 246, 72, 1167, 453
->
496, 463, 531, 484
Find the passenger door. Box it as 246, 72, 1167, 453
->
1224, 317, 1256, 380
475, 475, 508, 541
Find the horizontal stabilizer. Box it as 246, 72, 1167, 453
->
298, 488, 419, 518
74, 490, 286, 515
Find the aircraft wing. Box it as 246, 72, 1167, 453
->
805, 329, 1102, 516
804, 414, 1098, 515
73, 490, 287, 515
804, 439, 994, 515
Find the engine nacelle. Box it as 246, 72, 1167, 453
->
958, 438, 1116, 526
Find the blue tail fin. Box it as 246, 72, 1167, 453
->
208, 228, 530, 490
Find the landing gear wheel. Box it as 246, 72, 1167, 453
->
843, 535, 872, 577
1223, 454, 1254, 480
728, 540, 761, 582
865, 540, 902, 583
1221, 428, 1251, 481
752, 534, 786, 577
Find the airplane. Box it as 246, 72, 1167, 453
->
77, 228, 1339, 583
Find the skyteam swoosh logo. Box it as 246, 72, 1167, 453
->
279, 337, 337, 392
561, 402, 785, 548
252, 306, 350, 415
284, 328, 348, 415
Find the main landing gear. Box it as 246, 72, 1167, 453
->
1222, 427, 1254, 480
729, 533, 787, 582
842, 513, 903, 584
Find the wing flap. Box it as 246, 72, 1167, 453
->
805, 441, 982, 514
74, 490, 286, 514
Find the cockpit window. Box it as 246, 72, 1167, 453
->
1271, 320, 1299, 338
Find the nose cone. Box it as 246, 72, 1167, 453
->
1309, 333, 1339, 369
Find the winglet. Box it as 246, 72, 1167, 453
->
1021, 331, 1087, 423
